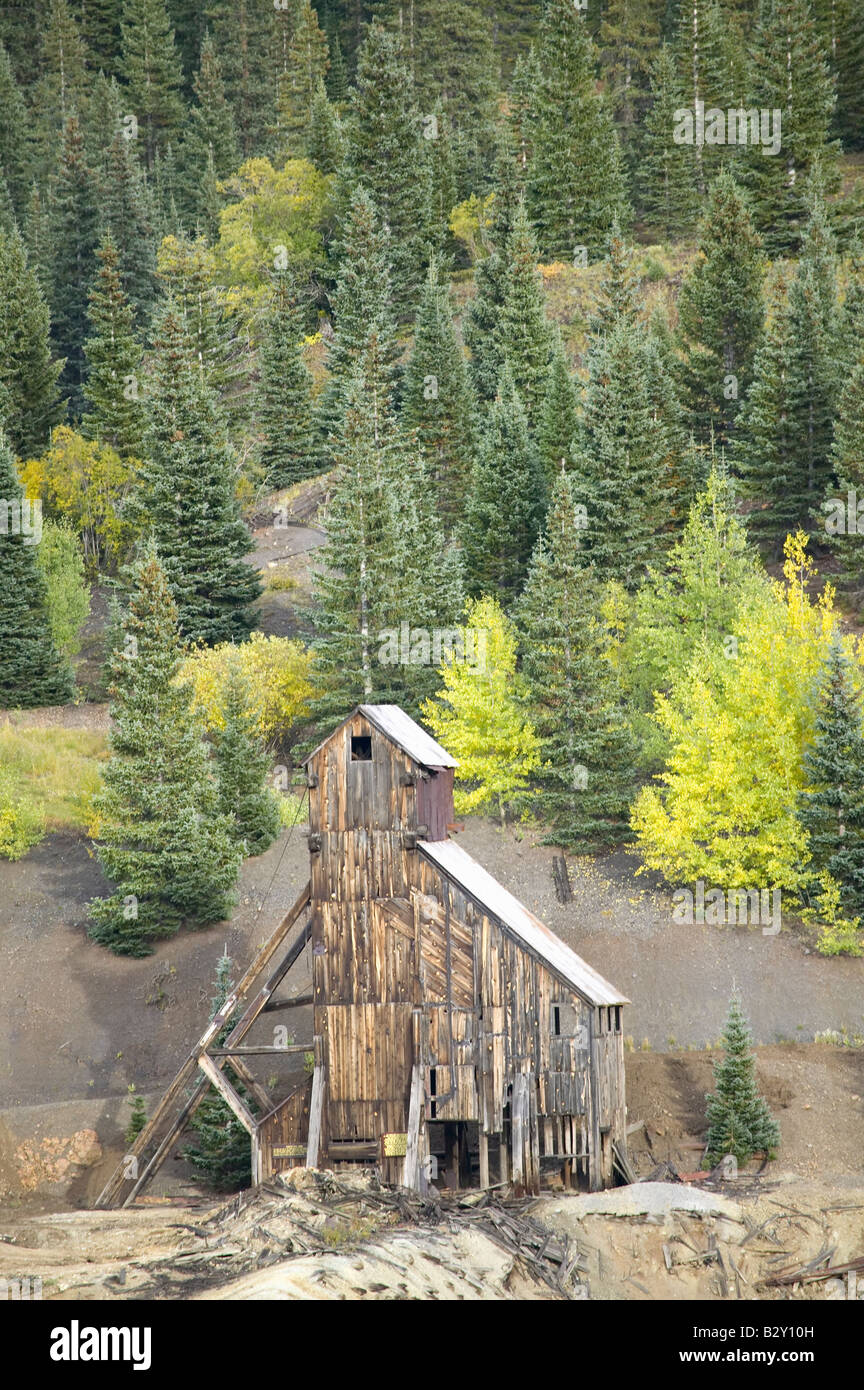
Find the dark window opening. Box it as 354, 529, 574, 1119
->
551, 1002, 582, 1036
350, 734, 372, 761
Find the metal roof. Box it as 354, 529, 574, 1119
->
418, 838, 629, 1007
303, 705, 457, 769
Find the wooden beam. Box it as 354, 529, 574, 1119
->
306, 1059, 325, 1168
261, 992, 314, 1014
403, 1063, 424, 1191
198, 1054, 257, 1136
226, 1056, 274, 1116
209, 1044, 313, 1057
478, 1130, 490, 1189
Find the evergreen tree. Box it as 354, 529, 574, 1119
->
137, 302, 261, 644
344, 21, 432, 314
528, 0, 630, 261
598, 0, 662, 172
83, 232, 146, 458
207, 0, 277, 158
178, 33, 239, 235
124, 1087, 147, 1144
32, 0, 92, 183
671, 0, 747, 192
0, 43, 30, 217
638, 43, 699, 235
307, 79, 344, 174
536, 336, 579, 483
325, 27, 348, 105
401, 257, 475, 526
75, 0, 122, 72
508, 47, 543, 184
87, 544, 241, 955
463, 127, 524, 406
99, 124, 159, 330
275, 0, 329, 157
677, 171, 765, 446
119, 0, 185, 169
0, 226, 63, 457
0, 431, 74, 709
256, 270, 316, 487
460, 367, 547, 600
517, 470, 637, 849
704, 994, 780, 1165
313, 329, 462, 721
739, 0, 838, 254
213, 667, 282, 857
826, 347, 864, 590
165, 0, 207, 90
799, 635, 864, 915
183, 949, 253, 1190
588, 216, 640, 338
48, 113, 100, 415
497, 201, 552, 422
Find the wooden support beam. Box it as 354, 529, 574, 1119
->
511, 1075, 527, 1190
225, 1056, 273, 1116
478, 1130, 490, 1189
403, 1063, 424, 1192
209, 1044, 313, 1057
306, 1060, 325, 1168
260, 992, 314, 1014
198, 1054, 257, 1135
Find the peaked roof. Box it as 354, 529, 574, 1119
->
303, 704, 458, 769
418, 838, 629, 1007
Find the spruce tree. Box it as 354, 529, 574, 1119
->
739, 0, 837, 254
400, 257, 475, 526
178, 33, 239, 235
638, 43, 699, 235
183, 950, 253, 1190
677, 171, 765, 446
0, 431, 73, 709
307, 79, 344, 174
75, 0, 122, 73
344, 21, 432, 314
119, 0, 185, 169
32, 0, 92, 183
136, 302, 261, 644
48, 113, 100, 415
275, 0, 329, 157
83, 232, 146, 458
598, 0, 662, 173
496, 201, 553, 423
826, 349, 864, 591
207, 0, 277, 158
588, 216, 640, 338
799, 635, 864, 915
517, 470, 637, 849
256, 270, 316, 487
671, 0, 746, 192
0, 226, 63, 457
704, 994, 780, 1166
536, 336, 579, 483
0, 43, 30, 218
99, 126, 159, 329
463, 127, 524, 406
213, 668, 282, 857
460, 367, 547, 600
528, 0, 630, 260
87, 544, 241, 956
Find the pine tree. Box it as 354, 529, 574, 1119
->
207, 0, 277, 158
307, 79, 344, 174
32, 0, 92, 183
176, 33, 238, 234
826, 348, 864, 590
256, 270, 316, 487
48, 113, 100, 415
99, 127, 159, 329
75, 0, 122, 73
496, 201, 552, 422
704, 994, 780, 1165
517, 470, 636, 849
0, 43, 30, 218
536, 336, 579, 483
588, 216, 640, 338
400, 257, 475, 526
799, 635, 864, 915
677, 171, 765, 446
213, 667, 282, 857
83, 232, 146, 458
326, 27, 348, 104
344, 21, 432, 314
739, 0, 838, 254
313, 329, 462, 721
528, 0, 630, 261
671, 0, 747, 192
508, 47, 543, 185
87, 544, 241, 956
463, 127, 524, 406
136, 303, 261, 644
0, 432, 74, 709
124, 1087, 147, 1144
572, 316, 677, 587
119, 0, 185, 169
598, 0, 663, 173
638, 43, 699, 235
0, 226, 63, 457
460, 367, 547, 600
276, 0, 329, 157
183, 949, 252, 1190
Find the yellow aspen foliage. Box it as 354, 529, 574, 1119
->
180, 633, 315, 748
19, 426, 136, 574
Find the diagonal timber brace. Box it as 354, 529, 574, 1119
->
94, 882, 312, 1208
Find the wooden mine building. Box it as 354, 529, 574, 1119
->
97, 705, 630, 1207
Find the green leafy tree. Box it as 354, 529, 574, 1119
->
0, 226, 63, 457
213, 667, 282, 857
518, 471, 637, 848
88, 543, 241, 955
184, 950, 253, 1191
461, 368, 547, 600
83, 232, 146, 459
136, 302, 260, 644
255, 271, 316, 487
704, 995, 780, 1166
423, 594, 540, 824
119, 0, 185, 169
0, 432, 73, 708
401, 257, 475, 526
676, 171, 765, 446
48, 113, 100, 415
799, 636, 864, 916
528, 0, 630, 260
36, 519, 90, 660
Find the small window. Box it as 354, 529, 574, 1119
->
551, 1002, 582, 1037
614, 1006, 622, 1033
350, 734, 372, 761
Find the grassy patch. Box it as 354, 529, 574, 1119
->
0, 722, 108, 833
